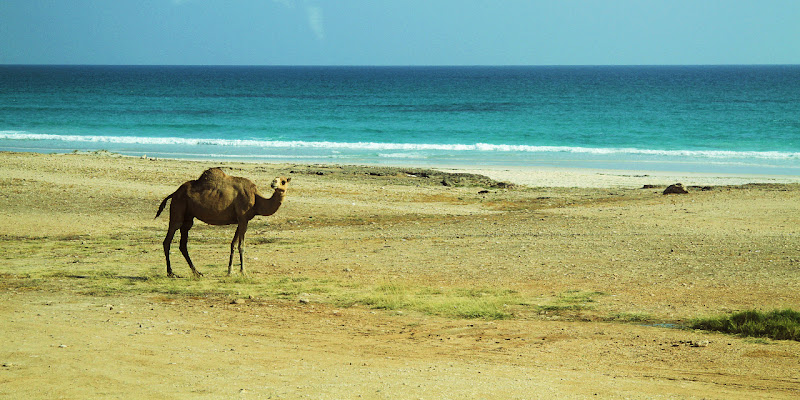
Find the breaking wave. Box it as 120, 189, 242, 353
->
2, 131, 799, 160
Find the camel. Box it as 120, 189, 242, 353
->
155, 168, 291, 278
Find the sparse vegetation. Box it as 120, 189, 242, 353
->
536, 290, 605, 314
691, 309, 800, 341
349, 284, 526, 319
2, 270, 532, 320
608, 312, 655, 323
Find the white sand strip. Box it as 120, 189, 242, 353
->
438, 166, 800, 188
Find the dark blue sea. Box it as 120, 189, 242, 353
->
1, 65, 799, 174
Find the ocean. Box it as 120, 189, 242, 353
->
1, 65, 799, 174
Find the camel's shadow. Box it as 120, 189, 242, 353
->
248, 237, 282, 245
60, 274, 150, 282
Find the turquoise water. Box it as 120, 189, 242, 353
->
1, 65, 799, 173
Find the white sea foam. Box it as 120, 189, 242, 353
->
1, 131, 798, 161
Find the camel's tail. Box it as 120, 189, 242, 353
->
155, 193, 173, 219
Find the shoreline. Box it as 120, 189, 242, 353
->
57, 149, 800, 189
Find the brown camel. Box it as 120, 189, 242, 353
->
155, 168, 290, 278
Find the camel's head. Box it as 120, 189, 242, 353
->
270, 176, 291, 192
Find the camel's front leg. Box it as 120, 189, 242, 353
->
228, 221, 249, 276
238, 221, 248, 275
227, 229, 238, 276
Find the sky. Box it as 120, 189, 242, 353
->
1, 0, 799, 66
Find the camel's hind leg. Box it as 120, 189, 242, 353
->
178, 219, 203, 277
163, 222, 181, 278
228, 221, 249, 276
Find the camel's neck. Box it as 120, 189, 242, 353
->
255, 189, 285, 216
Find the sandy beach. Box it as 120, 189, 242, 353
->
1, 151, 799, 399
439, 165, 800, 188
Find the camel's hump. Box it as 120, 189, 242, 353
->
193, 168, 257, 192
198, 167, 228, 182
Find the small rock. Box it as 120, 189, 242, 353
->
231, 299, 246, 305
691, 340, 710, 347
58, 344, 67, 348
2, 362, 14, 368
663, 183, 689, 195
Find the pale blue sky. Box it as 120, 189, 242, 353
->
1, 0, 798, 65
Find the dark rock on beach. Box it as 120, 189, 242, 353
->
663, 183, 689, 195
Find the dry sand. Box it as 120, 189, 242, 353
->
439, 165, 800, 188
1, 151, 799, 399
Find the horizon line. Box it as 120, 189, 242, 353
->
2, 63, 800, 68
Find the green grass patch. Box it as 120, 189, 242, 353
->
536, 290, 605, 313
691, 309, 800, 341
337, 284, 528, 320
3, 262, 533, 321
607, 312, 655, 323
